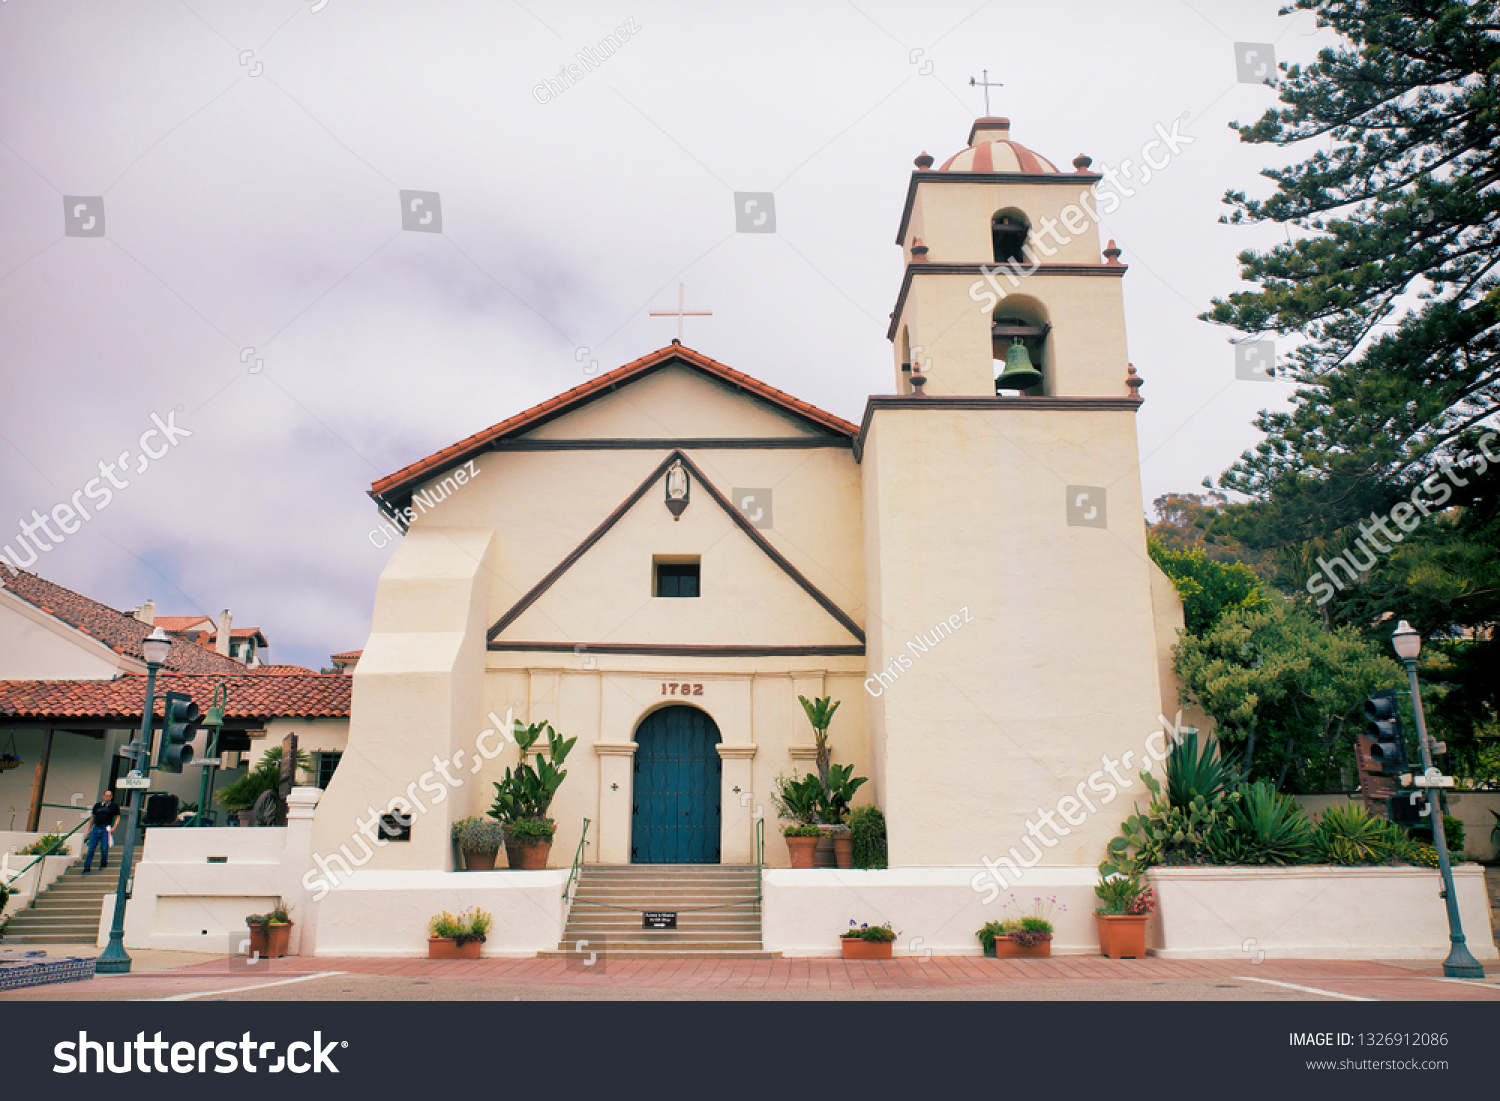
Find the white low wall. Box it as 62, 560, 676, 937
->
763, 867, 1126, 957
1294, 793, 1500, 861
301, 869, 569, 957
122, 792, 322, 953
1148, 865, 1499, 961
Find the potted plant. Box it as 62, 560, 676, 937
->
816, 763, 868, 869
976, 895, 1062, 958
840, 919, 897, 960
848, 804, 888, 869
504, 816, 556, 870
782, 824, 821, 867
245, 905, 293, 959
453, 816, 505, 871
1095, 874, 1155, 959
488, 720, 575, 869
427, 907, 492, 960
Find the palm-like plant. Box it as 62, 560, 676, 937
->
1313, 804, 1404, 865
1209, 781, 1314, 866
1164, 730, 1239, 808
797, 695, 840, 785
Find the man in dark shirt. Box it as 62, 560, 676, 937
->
82, 790, 121, 873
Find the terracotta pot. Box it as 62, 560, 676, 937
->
785, 835, 818, 868
983, 935, 1051, 959
428, 937, 482, 960
246, 921, 293, 959
504, 838, 552, 870
463, 848, 497, 871
832, 833, 854, 869
814, 827, 837, 868
1096, 913, 1149, 960
841, 937, 893, 960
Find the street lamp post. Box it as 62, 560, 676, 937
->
95, 626, 172, 975
1390, 619, 1485, 979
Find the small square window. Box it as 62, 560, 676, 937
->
655, 560, 700, 598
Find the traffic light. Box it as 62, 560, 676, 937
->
1389, 792, 1428, 824
157, 690, 199, 773
1362, 689, 1409, 775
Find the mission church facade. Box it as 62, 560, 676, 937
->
310, 116, 1194, 886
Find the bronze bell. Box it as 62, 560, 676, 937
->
995, 338, 1043, 392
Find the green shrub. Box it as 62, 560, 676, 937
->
453, 816, 506, 853
782, 824, 821, 838
216, 746, 312, 811
848, 804, 887, 869
15, 832, 67, 856
1100, 771, 1240, 877
1208, 782, 1315, 865
506, 817, 555, 843
1313, 804, 1406, 865
428, 907, 491, 945
841, 920, 896, 942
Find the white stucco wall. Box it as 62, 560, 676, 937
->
1148, 865, 1499, 961
0, 589, 139, 680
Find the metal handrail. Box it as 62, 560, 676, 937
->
2, 815, 91, 892
754, 816, 765, 910
562, 818, 591, 903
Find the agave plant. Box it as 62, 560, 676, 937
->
1312, 804, 1404, 865
1208, 781, 1314, 866
1100, 770, 1241, 877
1164, 730, 1239, 808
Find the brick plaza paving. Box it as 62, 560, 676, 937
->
3, 950, 1499, 1000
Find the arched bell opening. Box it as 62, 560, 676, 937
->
990, 208, 1031, 264
991, 296, 1050, 396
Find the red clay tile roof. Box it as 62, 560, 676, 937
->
254, 664, 318, 675
154, 615, 215, 632
0, 673, 351, 721
329, 650, 362, 661
0, 569, 249, 675
370, 344, 859, 506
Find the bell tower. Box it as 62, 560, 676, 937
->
861, 117, 1166, 870
890, 117, 1132, 399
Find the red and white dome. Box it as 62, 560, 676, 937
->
936, 118, 1061, 175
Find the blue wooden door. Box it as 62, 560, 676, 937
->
632, 706, 722, 864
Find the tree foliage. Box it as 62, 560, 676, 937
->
1148, 535, 1269, 634
1172, 600, 1402, 790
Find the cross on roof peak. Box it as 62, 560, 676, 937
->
969, 68, 1004, 116
649, 283, 713, 343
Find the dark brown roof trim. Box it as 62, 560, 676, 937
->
487, 437, 853, 451
886, 261, 1127, 341
853, 395, 1141, 462
487, 642, 866, 658
487, 449, 865, 644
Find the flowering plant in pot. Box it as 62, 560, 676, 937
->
840, 919, 897, 960
453, 816, 505, 871
977, 895, 1062, 959
1094, 874, 1155, 959
428, 907, 492, 960
489, 719, 575, 869
245, 905, 293, 959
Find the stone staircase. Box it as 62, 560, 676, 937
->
539, 864, 778, 960
3, 860, 112, 945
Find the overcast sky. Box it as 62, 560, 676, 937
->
0, 0, 1338, 670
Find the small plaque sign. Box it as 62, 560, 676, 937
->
642, 911, 677, 930
116, 771, 151, 791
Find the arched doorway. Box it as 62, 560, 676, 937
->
631, 705, 722, 864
